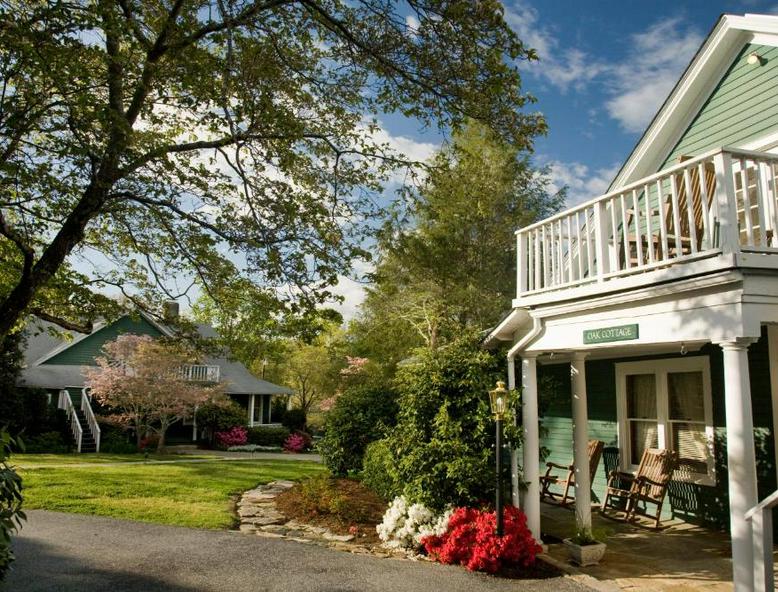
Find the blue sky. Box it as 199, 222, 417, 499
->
332, 2, 778, 317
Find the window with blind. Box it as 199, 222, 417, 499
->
616, 357, 715, 486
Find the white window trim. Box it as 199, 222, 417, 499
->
615, 356, 716, 487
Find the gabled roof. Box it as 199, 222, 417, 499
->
19, 315, 292, 396
610, 13, 778, 190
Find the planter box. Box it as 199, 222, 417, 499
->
563, 538, 606, 566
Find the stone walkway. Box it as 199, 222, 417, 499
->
236, 480, 397, 557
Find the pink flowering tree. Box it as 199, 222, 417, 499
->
85, 334, 225, 451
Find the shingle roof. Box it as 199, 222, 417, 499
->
18, 317, 292, 396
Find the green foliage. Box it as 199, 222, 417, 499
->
0, 429, 25, 580
281, 408, 307, 433
348, 122, 563, 368
0, 334, 25, 436
98, 425, 137, 454
0, 0, 544, 340
385, 334, 505, 511
21, 431, 69, 454
247, 426, 290, 447
318, 382, 398, 476
195, 401, 247, 446
361, 440, 399, 501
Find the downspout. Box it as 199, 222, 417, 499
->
507, 316, 543, 509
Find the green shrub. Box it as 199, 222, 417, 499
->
361, 439, 398, 501
281, 408, 307, 432
23, 431, 69, 453
318, 382, 398, 476
0, 429, 25, 580
195, 402, 247, 446
385, 333, 505, 511
98, 425, 137, 453
247, 426, 290, 446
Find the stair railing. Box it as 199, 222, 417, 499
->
81, 388, 101, 453
57, 389, 83, 453
745, 488, 778, 591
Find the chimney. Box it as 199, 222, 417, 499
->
163, 300, 180, 321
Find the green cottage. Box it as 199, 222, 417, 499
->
485, 13, 778, 592
18, 303, 291, 451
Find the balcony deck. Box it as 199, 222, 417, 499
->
515, 147, 778, 308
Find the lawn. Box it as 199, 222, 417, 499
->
10, 452, 211, 467
15, 455, 326, 529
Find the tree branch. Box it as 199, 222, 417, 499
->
30, 308, 93, 334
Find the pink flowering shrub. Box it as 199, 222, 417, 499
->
422, 506, 541, 574
215, 426, 248, 448
283, 432, 310, 453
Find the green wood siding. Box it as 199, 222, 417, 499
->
661, 43, 778, 169
537, 329, 777, 528
43, 315, 163, 366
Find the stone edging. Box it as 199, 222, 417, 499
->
236, 480, 401, 558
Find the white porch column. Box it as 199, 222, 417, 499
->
248, 394, 255, 428
571, 352, 592, 533
521, 354, 541, 542
508, 357, 521, 507
719, 338, 758, 592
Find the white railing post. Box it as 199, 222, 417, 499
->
746, 488, 778, 592
713, 151, 741, 254
517, 232, 528, 296
81, 388, 101, 452
594, 201, 610, 280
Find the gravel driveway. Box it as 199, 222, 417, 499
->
3, 511, 598, 592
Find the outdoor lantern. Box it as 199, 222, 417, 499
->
488, 380, 509, 536
489, 381, 509, 419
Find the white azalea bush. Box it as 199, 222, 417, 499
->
376, 496, 453, 551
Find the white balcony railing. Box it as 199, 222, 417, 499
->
180, 364, 220, 382
516, 147, 778, 299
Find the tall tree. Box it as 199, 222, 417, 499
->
0, 0, 545, 339
352, 122, 562, 363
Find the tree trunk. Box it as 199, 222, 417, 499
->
156, 424, 167, 452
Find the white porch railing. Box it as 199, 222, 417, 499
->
516, 147, 778, 298
180, 364, 220, 382
745, 489, 778, 592
57, 390, 83, 453
80, 388, 101, 453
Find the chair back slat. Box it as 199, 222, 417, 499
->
588, 440, 605, 483
636, 448, 678, 500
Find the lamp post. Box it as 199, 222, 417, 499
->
489, 380, 509, 536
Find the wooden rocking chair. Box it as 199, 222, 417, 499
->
619, 157, 717, 268
601, 447, 678, 529
540, 439, 604, 507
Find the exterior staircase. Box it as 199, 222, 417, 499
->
57, 389, 101, 453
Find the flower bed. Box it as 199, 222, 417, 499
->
227, 444, 282, 452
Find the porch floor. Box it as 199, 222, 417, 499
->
540, 502, 776, 591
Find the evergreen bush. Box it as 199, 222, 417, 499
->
385, 334, 506, 511
281, 408, 307, 432
361, 440, 398, 500
0, 429, 24, 580
318, 382, 397, 476
247, 426, 290, 446
195, 401, 247, 447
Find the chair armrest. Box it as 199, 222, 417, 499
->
636, 475, 668, 488
608, 470, 636, 482
546, 462, 573, 471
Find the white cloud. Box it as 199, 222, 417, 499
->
504, 4, 703, 133
325, 259, 374, 321
545, 160, 621, 207
504, 2, 607, 92
405, 14, 420, 33
604, 18, 703, 132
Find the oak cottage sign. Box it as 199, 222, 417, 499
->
583, 324, 639, 345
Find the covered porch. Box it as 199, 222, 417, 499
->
540, 502, 770, 591
495, 274, 778, 591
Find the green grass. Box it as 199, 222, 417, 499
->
17, 456, 326, 528
10, 452, 211, 467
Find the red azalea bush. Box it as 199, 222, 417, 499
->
422, 506, 542, 574
283, 431, 311, 453
215, 426, 248, 448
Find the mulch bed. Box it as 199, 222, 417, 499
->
274, 477, 385, 544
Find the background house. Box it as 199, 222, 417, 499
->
18, 303, 291, 450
